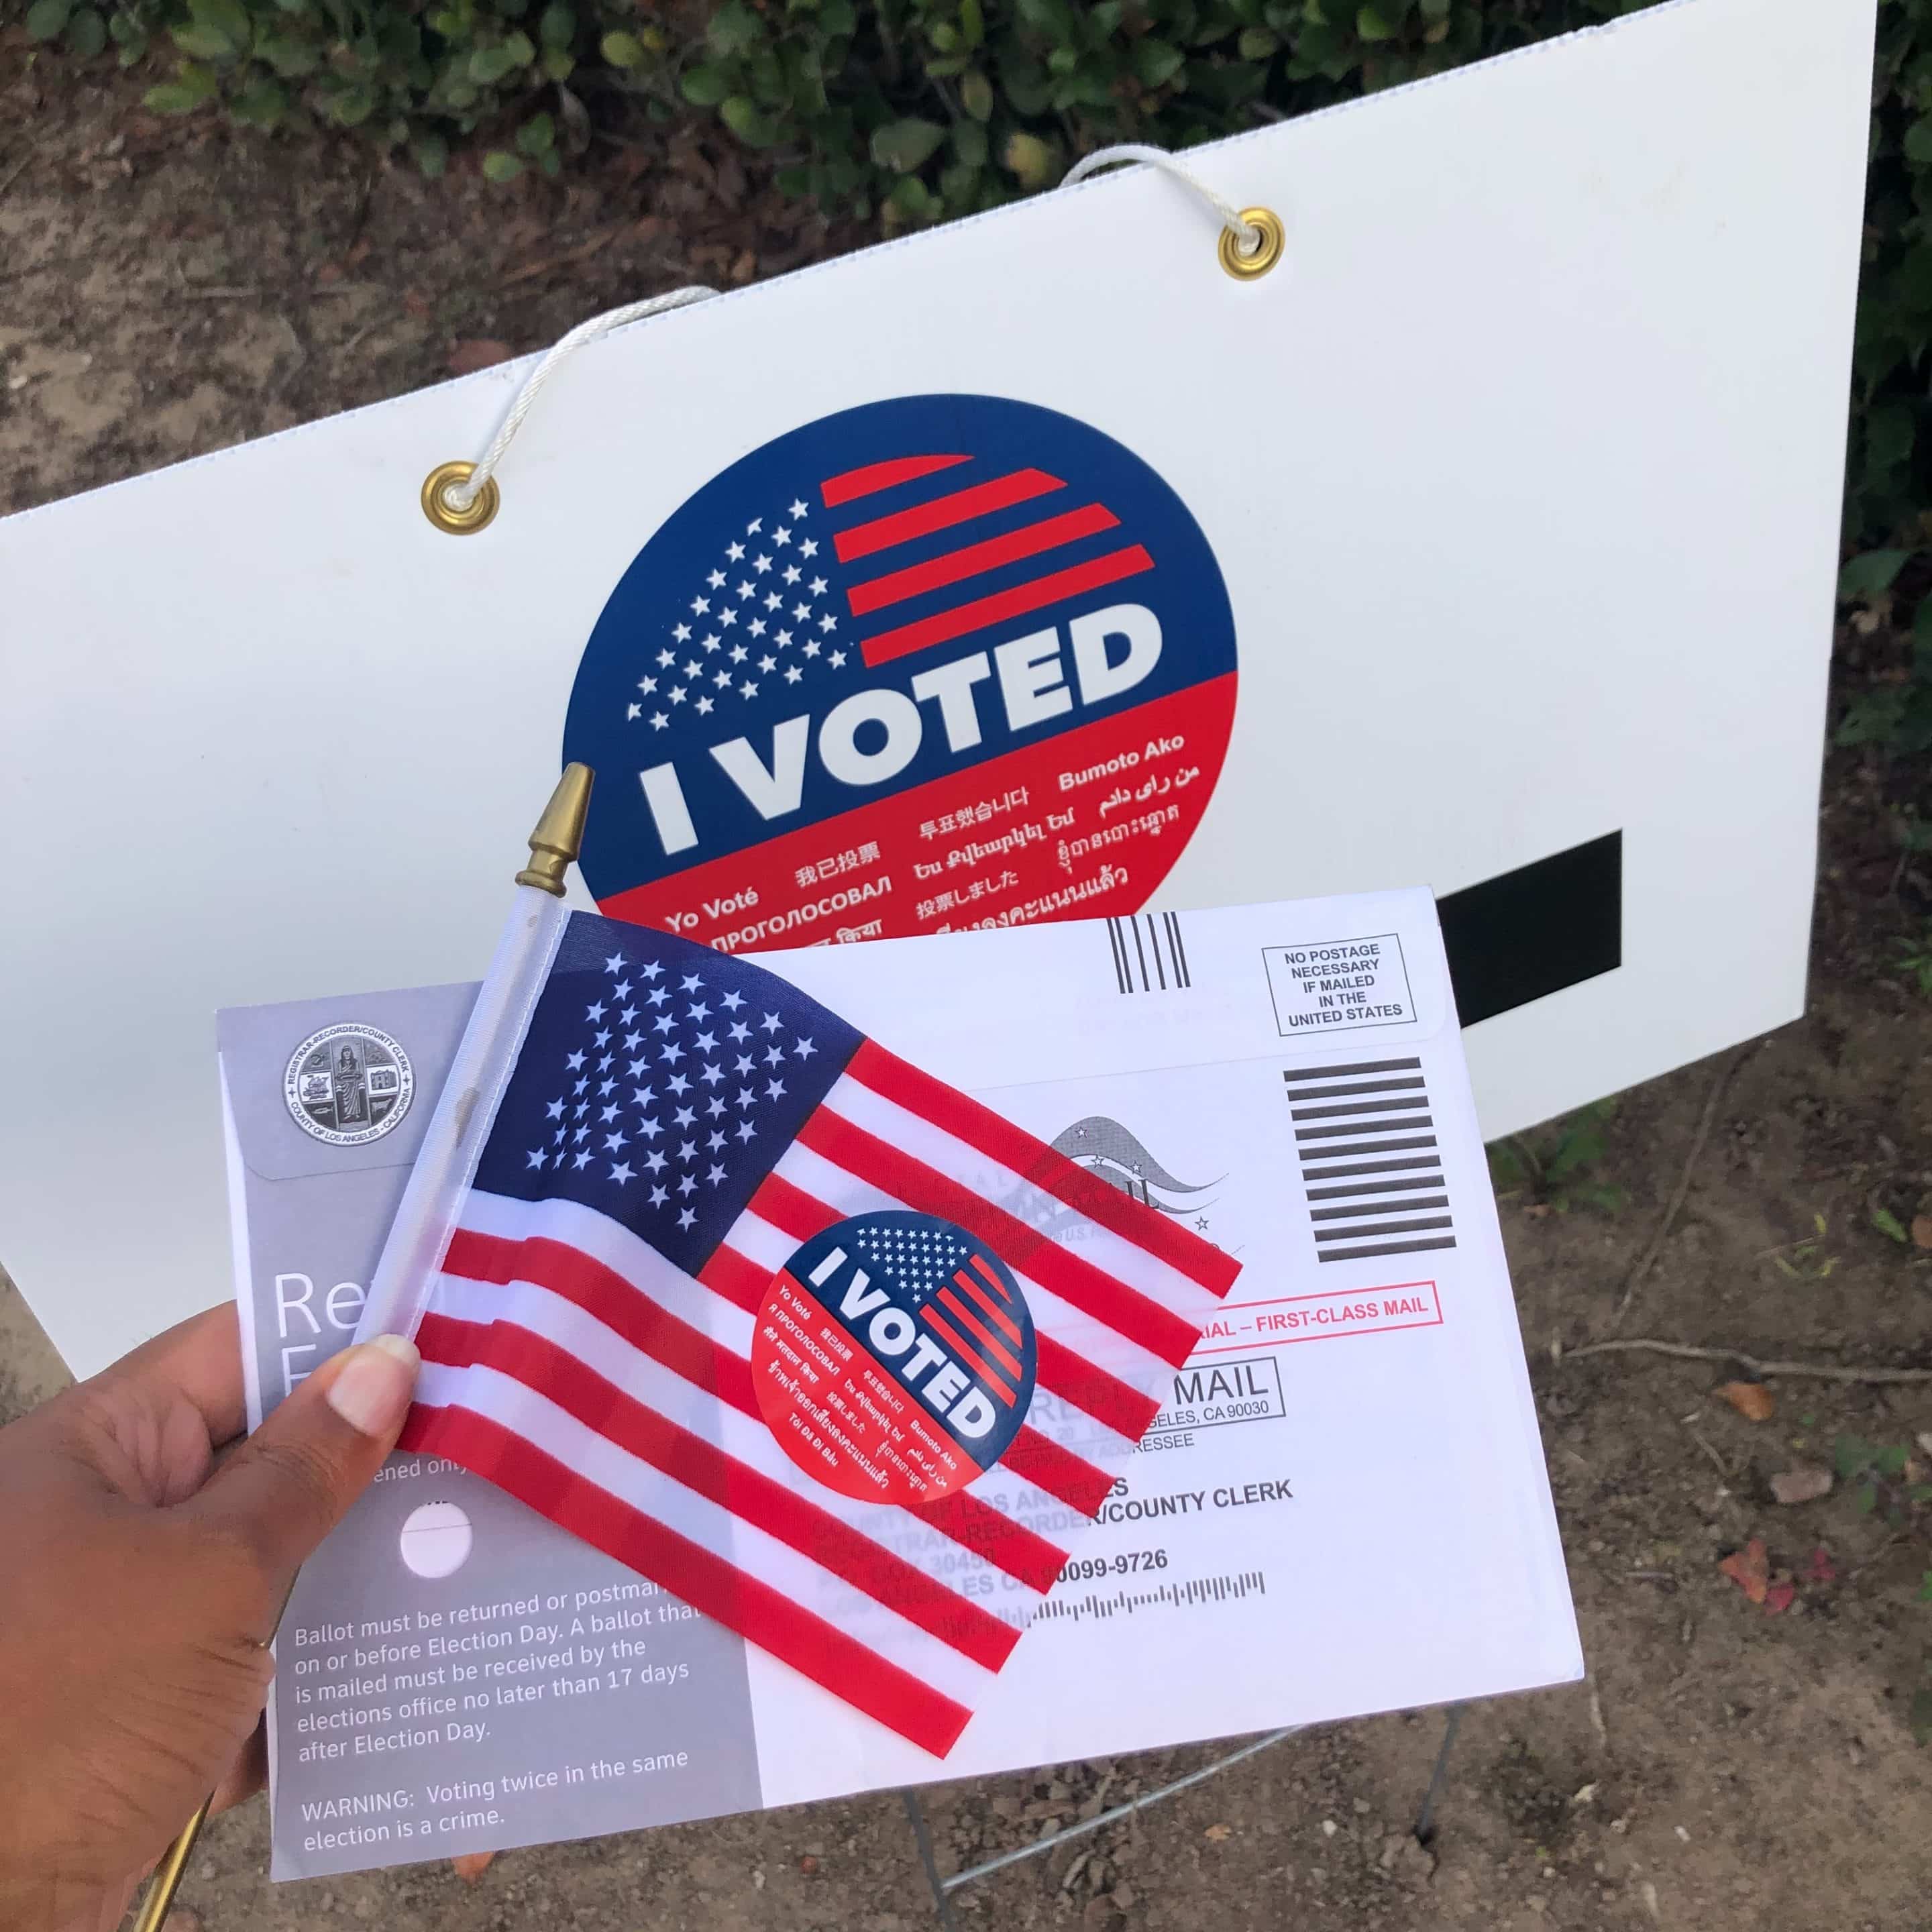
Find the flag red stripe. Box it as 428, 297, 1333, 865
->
857, 545, 1155, 669
439, 1233, 1066, 1593
415, 1316, 1020, 1674
760, 1157, 1177, 1428
847, 1041, 1241, 1297
968, 1254, 1014, 1302
746, 1171, 843, 1242
1036, 1334, 1161, 1442
442, 1231, 758, 1417
696, 1243, 771, 1314
955, 1269, 1024, 1342
834, 469, 1064, 564
1002, 1424, 1114, 1517
916, 1491, 1069, 1596
400, 1403, 973, 1757
794, 1108, 1202, 1367
820, 453, 970, 508
934, 1284, 1026, 1381
918, 1304, 1018, 1406
845, 503, 1123, 616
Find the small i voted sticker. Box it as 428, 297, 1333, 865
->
752, 1208, 1036, 1508
1263, 935, 1415, 1036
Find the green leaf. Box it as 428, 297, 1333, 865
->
1838, 548, 1911, 602
64, 5, 106, 56
229, 76, 287, 126
414, 131, 449, 176
143, 68, 216, 111
481, 149, 525, 181
1835, 688, 1908, 749
719, 95, 780, 145
1356, 3, 1396, 39
1237, 25, 1279, 57
539, 2, 572, 46
1873, 1205, 1910, 1244
1857, 1483, 1878, 1514
170, 22, 237, 60
1132, 36, 1184, 86
960, 66, 993, 120
25, 0, 71, 41
258, 35, 319, 76
328, 85, 376, 125
1876, 1443, 1912, 1478
1912, 1686, 1932, 1746
1834, 1433, 1874, 1480
707, 0, 762, 56
186, 0, 250, 44
1002, 129, 1054, 189
517, 110, 554, 153
540, 44, 572, 78
601, 28, 646, 67
869, 116, 947, 173
468, 40, 522, 81
951, 117, 987, 168
680, 62, 730, 105
1906, 117, 1932, 166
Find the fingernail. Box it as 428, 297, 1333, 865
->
326, 1334, 421, 1438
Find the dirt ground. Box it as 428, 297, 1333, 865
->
7, 36, 1932, 1932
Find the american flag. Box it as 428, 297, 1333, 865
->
619, 449, 1154, 739
400, 908, 1239, 1756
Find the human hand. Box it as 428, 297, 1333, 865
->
0, 1305, 419, 1932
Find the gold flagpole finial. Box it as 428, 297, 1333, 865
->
514, 763, 594, 895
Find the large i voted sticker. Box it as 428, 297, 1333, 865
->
566, 395, 1238, 951
751, 1210, 1037, 1507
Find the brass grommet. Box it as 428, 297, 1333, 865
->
421, 460, 500, 535
1218, 206, 1284, 282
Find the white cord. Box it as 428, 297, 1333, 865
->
441, 148, 1254, 515
1061, 144, 1260, 256
443, 285, 719, 511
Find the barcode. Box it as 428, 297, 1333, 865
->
1035, 1570, 1267, 1624
1107, 913, 1191, 994
1282, 1057, 1458, 1264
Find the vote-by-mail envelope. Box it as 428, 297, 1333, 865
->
220, 889, 1579, 1879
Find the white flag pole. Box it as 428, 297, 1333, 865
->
354, 764, 594, 1344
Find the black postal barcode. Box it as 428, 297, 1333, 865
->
1282, 1057, 1457, 1264
1107, 913, 1191, 994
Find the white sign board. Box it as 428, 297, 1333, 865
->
0, 0, 1875, 1376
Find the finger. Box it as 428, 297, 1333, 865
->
182, 1335, 419, 1601
91, 1303, 250, 1449
210, 1717, 268, 1817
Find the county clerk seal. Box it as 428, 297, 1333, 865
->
283, 1022, 415, 1146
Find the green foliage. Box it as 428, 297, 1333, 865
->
665, 0, 1660, 231
1833, 1434, 1931, 1540
23, 0, 677, 162
1487, 1101, 1625, 1216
